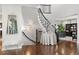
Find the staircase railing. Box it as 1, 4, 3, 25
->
22, 31, 36, 43
38, 8, 56, 32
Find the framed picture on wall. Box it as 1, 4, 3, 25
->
7, 15, 18, 34
41, 4, 51, 14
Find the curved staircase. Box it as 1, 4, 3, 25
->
38, 8, 57, 45
22, 8, 57, 45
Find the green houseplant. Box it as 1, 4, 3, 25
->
58, 24, 64, 32
58, 24, 65, 37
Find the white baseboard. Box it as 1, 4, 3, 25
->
2, 44, 22, 51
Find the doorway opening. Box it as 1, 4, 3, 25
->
55, 15, 77, 43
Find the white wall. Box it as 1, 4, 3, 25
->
22, 6, 40, 45
2, 5, 23, 50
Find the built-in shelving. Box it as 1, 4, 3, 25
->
66, 23, 77, 40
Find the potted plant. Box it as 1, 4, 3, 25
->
58, 24, 65, 37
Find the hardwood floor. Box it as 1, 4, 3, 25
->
0, 40, 78, 55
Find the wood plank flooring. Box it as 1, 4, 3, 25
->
0, 40, 78, 55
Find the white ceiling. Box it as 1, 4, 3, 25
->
52, 4, 79, 18
23, 4, 79, 18
21, 4, 40, 8
0, 4, 79, 19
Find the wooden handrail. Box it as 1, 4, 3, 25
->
38, 8, 56, 29
22, 31, 36, 43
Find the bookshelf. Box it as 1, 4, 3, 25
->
71, 23, 77, 39
66, 23, 77, 40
